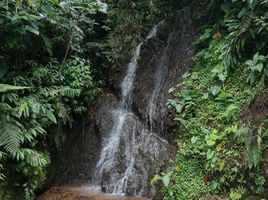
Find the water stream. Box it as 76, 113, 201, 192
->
95, 25, 158, 195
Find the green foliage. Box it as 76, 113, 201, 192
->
229, 186, 247, 200
194, 0, 268, 82
0, 56, 96, 199
104, 0, 180, 65
167, 3, 268, 195
151, 172, 172, 187
0, 0, 103, 199
168, 66, 266, 198
246, 52, 268, 84
162, 156, 211, 200
0, 84, 30, 92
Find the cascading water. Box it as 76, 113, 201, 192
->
95, 25, 158, 195
93, 8, 194, 198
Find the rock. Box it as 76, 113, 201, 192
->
100, 112, 176, 199
241, 88, 268, 129
45, 92, 118, 187
133, 8, 195, 134
44, 114, 101, 187
244, 195, 267, 200
200, 195, 229, 200
95, 92, 119, 139
240, 88, 268, 191
110, 8, 195, 132
45, 91, 176, 199
109, 8, 195, 135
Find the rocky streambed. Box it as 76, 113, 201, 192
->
38, 185, 149, 200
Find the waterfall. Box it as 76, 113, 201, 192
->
95, 25, 158, 194
120, 44, 142, 109
44, 8, 194, 199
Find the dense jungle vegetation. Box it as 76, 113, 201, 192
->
0, 0, 268, 199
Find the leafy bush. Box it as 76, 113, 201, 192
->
162, 156, 211, 200
0, 0, 103, 199
167, 1, 268, 196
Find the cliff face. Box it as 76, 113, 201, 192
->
110, 8, 195, 136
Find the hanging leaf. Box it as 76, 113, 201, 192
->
47, 110, 57, 124
0, 84, 30, 92
254, 63, 263, 72
191, 136, 198, 144
41, 34, 53, 56
24, 25, 39, 35
150, 174, 161, 185
218, 160, 225, 171
47, 111, 57, 124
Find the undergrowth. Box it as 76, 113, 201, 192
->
164, 58, 266, 199
160, 1, 268, 198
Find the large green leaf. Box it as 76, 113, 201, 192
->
206, 140, 216, 146
24, 25, 39, 35
161, 172, 172, 187
0, 84, 30, 92
41, 34, 53, 55
47, 110, 57, 124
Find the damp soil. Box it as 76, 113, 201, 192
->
38, 185, 149, 200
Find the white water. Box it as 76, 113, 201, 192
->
95, 25, 158, 195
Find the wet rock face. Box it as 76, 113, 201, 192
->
241, 88, 268, 128
95, 92, 119, 139
45, 92, 118, 187
46, 92, 176, 199
100, 112, 176, 198
110, 8, 195, 135
45, 114, 100, 186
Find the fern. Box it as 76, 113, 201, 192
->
23, 125, 46, 143
0, 115, 24, 154
40, 86, 80, 98
23, 149, 48, 167
16, 97, 47, 118
55, 102, 70, 122
244, 130, 262, 168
